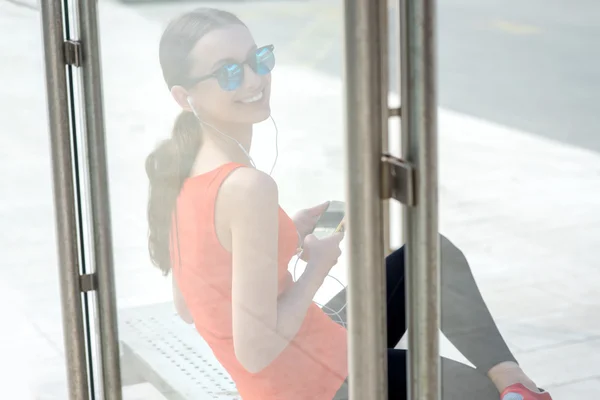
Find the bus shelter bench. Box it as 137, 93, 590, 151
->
118, 302, 241, 400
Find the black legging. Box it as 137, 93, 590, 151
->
327, 235, 517, 400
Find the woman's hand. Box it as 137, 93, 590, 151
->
292, 201, 330, 245
301, 232, 344, 273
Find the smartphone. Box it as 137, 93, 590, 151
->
312, 200, 345, 239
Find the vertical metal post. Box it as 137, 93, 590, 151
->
343, 0, 389, 398
77, 1, 123, 398
40, 2, 91, 399
401, 0, 441, 398
381, 1, 391, 258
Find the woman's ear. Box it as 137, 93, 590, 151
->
171, 85, 193, 112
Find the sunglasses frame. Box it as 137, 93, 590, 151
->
183, 44, 275, 90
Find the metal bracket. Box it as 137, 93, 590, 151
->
64, 40, 82, 67
389, 107, 401, 117
79, 273, 97, 293
381, 154, 415, 206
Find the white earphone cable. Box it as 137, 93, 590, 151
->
292, 249, 348, 324
188, 97, 346, 322
187, 96, 278, 175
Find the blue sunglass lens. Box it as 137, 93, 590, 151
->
217, 64, 243, 91
255, 47, 275, 75
215, 46, 275, 91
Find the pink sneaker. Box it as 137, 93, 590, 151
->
501, 384, 552, 400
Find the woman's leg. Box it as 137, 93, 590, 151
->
323, 234, 529, 393
322, 243, 407, 346
437, 234, 517, 372
437, 237, 551, 397
334, 349, 498, 400
323, 235, 516, 366
389, 350, 500, 400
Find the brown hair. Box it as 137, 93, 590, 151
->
146, 8, 245, 275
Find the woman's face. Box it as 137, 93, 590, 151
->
173, 24, 272, 126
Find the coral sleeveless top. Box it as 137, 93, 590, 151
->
170, 162, 348, 400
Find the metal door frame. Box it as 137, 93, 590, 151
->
344, 0, 440, 399
40, 1, 121, 399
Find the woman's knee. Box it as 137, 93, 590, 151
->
440, 234, 473, 277
441, 358, 498, 400
385, 245, 406, 272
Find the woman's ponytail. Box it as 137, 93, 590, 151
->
146, 111, 202, 275
152, 7, 245, 274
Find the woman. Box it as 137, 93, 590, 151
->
146, 8, 553, 400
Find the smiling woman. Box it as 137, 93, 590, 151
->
142, 7, 555, 400
145, 8, 348, 400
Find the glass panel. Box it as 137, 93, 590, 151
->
388, 0, 403, 252
63, 0, 106, 396
0, 1, 69, 398
437, 2, 600, 399
96, 1, 350, 399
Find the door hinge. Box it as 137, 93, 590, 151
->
64, 40, 82, 67
389, 107, 401, 117
79, 273, 97, 293
381, 154, 415, 206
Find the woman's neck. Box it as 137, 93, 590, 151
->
201, 121, 254, 166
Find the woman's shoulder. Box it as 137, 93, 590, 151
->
216, 166, 280, 229
183, 162, 278, 207
220, 165, 278, 199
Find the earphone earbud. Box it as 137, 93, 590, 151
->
187, 96, 202, 120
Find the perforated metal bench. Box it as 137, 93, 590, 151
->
118, 303, 241, 400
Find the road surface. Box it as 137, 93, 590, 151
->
127, 0, 600, 151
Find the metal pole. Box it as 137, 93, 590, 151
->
381, 1, 391, 258
400, 0, 441, 398
40, 1, 91, 399
77, 1, 123, 398
343, 0, 389, 398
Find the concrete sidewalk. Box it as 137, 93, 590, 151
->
1, 0, 599, 398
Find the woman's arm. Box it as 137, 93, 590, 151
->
172, 275, 194, 324
220, 168, 332, 374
